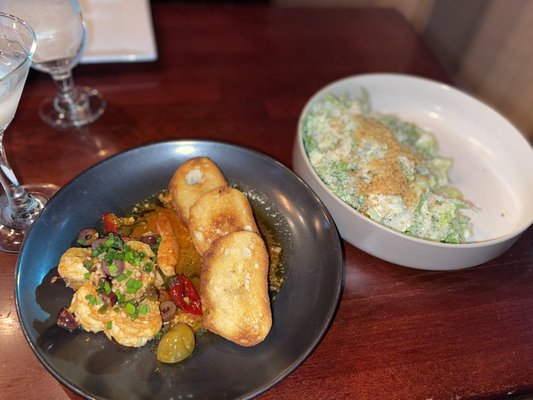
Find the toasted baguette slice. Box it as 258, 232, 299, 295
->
188, 186, 259, 255
201, 231, 271, 346
169, 157, 227, 224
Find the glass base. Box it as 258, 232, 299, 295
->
39, 86, 106, 129
0, 183, 59, 253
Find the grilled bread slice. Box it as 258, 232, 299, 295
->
168, 157, 227, 224
201, 230, 272, 346
188, 186, 259, 255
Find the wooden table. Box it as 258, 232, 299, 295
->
1, 4, 531, 399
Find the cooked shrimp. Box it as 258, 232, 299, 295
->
58, 247, 93, 290
126, 240, 155, 258
69, 283, 114, 334
156, 212, 180, 277
110, 240, 157, 303
109, 297, 162, 347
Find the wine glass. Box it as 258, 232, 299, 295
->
0, 12, 57, 253
3, 0, 106, 129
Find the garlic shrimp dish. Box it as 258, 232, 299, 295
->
54, 157, 284, 364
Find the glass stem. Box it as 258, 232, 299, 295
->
53, 72, 82, 115
0, 129, 41, 228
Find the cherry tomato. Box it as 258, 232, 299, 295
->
168, 275, 202, 316
102, 213, 122, 234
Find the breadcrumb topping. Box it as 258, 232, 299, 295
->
354, 117, 420, 210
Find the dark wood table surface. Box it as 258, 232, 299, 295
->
1, 3, 532, 400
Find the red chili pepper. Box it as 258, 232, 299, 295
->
168, 275, 202, 316
102, 213, 122, 234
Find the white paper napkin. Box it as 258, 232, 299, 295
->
79, 0, 157, 63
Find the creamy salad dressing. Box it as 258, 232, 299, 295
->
302, 91, 473, 243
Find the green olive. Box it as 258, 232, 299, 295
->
156, 323, 195, 363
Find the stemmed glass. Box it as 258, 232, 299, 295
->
0, 12, 57, 252
3, 0, 106, 129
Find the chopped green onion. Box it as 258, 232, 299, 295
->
137, 303, 149, 315
105, 233, 115, 246
125, 278, 143, 294
109, 264, 118, 275
115, 291, 126, 304
125, 302, 137, 318
144, 262, 153, 272
85, 294, 101, 307
151, 236, 162, 252
124, 251, 134, 263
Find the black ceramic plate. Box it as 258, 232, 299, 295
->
16, 140, 343, 400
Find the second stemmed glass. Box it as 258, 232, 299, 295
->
4, 0, 106, 129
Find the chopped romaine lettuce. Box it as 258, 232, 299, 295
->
302, 90, 473, 243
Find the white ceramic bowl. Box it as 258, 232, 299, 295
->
293, 73, 533, 270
